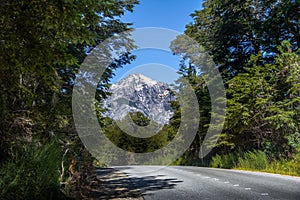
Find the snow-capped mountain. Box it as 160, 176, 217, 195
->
103, 74, 175, 124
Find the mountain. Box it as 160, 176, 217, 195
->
103, 74, 175, 124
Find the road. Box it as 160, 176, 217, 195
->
114, 166, 300, 200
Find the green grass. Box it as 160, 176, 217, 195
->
237, 150, 268, 170
263, 154, 300, 176
210, 153, 238, 169
210, 150, 300, 176
0, 140, 65, 200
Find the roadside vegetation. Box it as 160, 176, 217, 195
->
168, 0, 300, 177
0, 140, 62, 199
1, 0, 299, 199
0, 0, 138, 199
210, 151, 300, 176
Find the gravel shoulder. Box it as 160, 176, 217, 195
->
91, 167, 144, 200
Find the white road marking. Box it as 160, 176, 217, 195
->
224, 181, 230, 184
233, 184, 239, 187
244, 188, 251, 190
261, 193, 269, 196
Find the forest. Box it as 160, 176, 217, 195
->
0, 0, 299, 199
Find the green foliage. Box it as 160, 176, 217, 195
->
103, 113, 175, 154
162, 58, 213, 166
169, 0, 300, 175
265, 154, 300, 176
0, 0, 139, 198
220, 41, 300, 159
0, 0, 138, 159
210, 153, 238, 169
185, 0, 299, 77
129, 111, 151, 127
237, 150, 268, 170
0, 140, 63, 200
210, 151, 300, 176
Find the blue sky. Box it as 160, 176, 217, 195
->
110, 0, 203, 84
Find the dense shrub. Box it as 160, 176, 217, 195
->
237, 150, 268, 170
210, 153, 237, 169
0, 140, 65, 200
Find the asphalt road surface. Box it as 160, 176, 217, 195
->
114, 166, 300, 200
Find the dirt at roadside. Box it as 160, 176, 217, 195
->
89, 167, 144, 200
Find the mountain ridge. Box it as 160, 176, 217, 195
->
103, 74, 175, 124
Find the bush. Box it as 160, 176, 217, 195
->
0, 140, 65, 200
265, 153, 300, 176
237, 150, 268, 170
210, 153, 237, 169
295, 153, 300, 175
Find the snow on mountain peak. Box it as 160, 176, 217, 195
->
103, 74, 175, 124
111, 74, 163, 90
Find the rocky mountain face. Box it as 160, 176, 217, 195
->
103, 74, 175, 124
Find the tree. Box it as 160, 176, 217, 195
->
0, 0, 139, 198
0, 0, 137, 158
178, 0, 300, 165
107, 111, 172, 153
223, 41, 300, 159
185, 0, 299, 78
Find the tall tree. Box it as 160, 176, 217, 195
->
0, 0, 138, 159
173, 0, 299, 163
185, 0, 299, 78
224, 41, 300, 159
0, 0, 138, 198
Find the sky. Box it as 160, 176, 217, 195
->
110, 0, 203, 84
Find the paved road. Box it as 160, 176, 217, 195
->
114, 166, 300, 200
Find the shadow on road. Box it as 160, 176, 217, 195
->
92, 167, 182, 199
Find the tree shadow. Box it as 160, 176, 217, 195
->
91, 167, 183, 199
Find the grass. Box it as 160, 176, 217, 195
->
210, 150, 300, 177
236, 150, 268, 170
0, 140, 65, 200
210, 153, 238, 169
